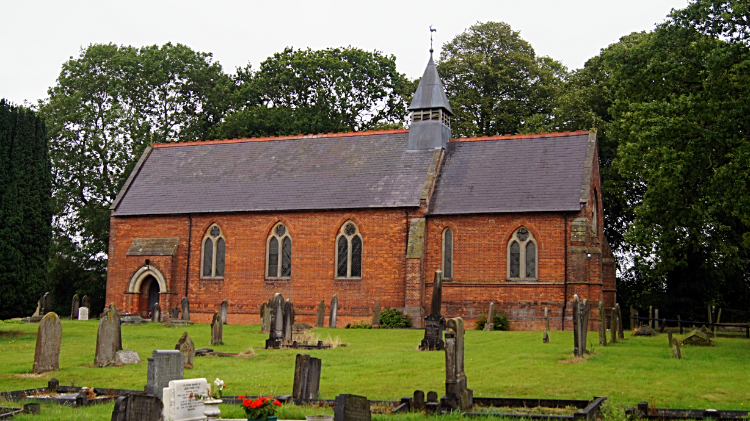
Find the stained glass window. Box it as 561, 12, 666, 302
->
337, 236, 348, 277
345, 223, 356, 236
281, 237, 292, 277
508, 226, 537, 280
210, 226, 220, 237
203, 239, 213, 277
525, 242, 536, 278
510, 241, 520, 278
215, 238, 225, 277
337, 221, 362, 278
267, 223, 292, 278
202, 224, 225, 278
351, 236, 362, 277
268, 238, 279, 278
443, 228, 453, 279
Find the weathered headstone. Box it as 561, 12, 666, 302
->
95, 306, 120, 367
598, 302, 607, 346
42, 292, 51, 315
170, 307, 179, 319
671, 338, 682, 359
220, 300, 228, 325
261, 302, 271, 334
146, 350, 183, 397
266, 293, 285, 349
211, 311, 223, 346
71, 294, 80, 320
111, 394, 163, 421
334, 394, 371, 421
544, 307, 550, 331
162, 378, 206, 421
681, 329, 712, 346
283, 299, 294, 343
175, 332, 195, 369
330, 294, 339, 328
572, 295, 580, 356
32, 312, 62, 373
634, 325, 658, 336
180, 297, 190, 321
316, 300, 325, 328
151, 303, 161, 323
372, 300, 381, 329
420, 270, 445, 351
78, 307, 89, 321
293, 354, 322, 400
581, 299, 590, 352
616, 304, 624, 339
115, 350, 141, 366
413, 390, 425, 411
442, 317, 473, 411
610, 306, 618, 344
483, 302, 495, 331
81, 295, 91, 312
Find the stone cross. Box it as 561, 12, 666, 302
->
334, 394, 371, 421
220, 300, 228, 325
292, 353, 322, 400
211, 311, 223, 346
266, 293, 285, 349
151, 303, 161, 323
598, 301, 607, 346
483, 302, 495, 331
71, 294, 80, 320
32, 312, 62, 373
616, 304, 624, 339
442, 317, 473, 411
175, 332, 195, 369
95, 305, 120, 367
111, 394, 163, 421
283, 299, 294, 343
610, 307, 618, 344
78, 307, 89, 321
420, 270, 445, 351
81, 295, 91, 312
316, 300, 325, 328
372, 300, 381, 329
180, 297, 190, 321
170, 307, 179, 319
329, 294, 338, 328
544, 307, 550, 331
146, 351, 182, 395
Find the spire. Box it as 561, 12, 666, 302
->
407, 49, 452, 150
408, 52, 453, 114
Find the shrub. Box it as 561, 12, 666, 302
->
475, 311, 510, 331
379, 308, 413, 328
346, 321, 372, 329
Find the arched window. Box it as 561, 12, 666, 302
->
507, 227, 537, 281
267, 222, 292, 278
202, 224, 225, 278
442, 228, 453, 279
336, 221, 362, 278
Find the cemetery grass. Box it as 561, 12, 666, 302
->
0, 320, 749, 419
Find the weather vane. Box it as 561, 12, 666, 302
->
430, 25, 437, 52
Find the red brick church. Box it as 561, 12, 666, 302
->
105, 53, 616, 330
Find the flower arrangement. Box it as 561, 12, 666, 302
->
240, 395, 282, 420
190, 378, 227, 401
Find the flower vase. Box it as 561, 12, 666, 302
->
203, 398, 222, 420
248, 416, 278, 421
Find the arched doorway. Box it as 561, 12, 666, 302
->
128, 265, 168, 317
146, 275, 160, 316
138, 275, 161, 318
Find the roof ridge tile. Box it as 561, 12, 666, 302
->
152, 128, 410, 148
450, 130, 588, 143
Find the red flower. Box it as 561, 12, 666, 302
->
239, 395, 245, 400
189, 393, 194, 398
242, 399, 252, 407
222, 385, 226, 389
273, 400, 282, 407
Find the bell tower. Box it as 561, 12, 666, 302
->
408, 50, 453, 150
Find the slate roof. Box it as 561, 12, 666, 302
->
408, 53, 453, 114
429, 131, 591, 215
112, 131, 435, 216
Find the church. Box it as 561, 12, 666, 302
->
105, 52, 616, 330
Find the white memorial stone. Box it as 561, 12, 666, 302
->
78, 307, 89, 321
162, 378, 208, 421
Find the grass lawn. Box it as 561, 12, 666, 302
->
1, 319, 748, 420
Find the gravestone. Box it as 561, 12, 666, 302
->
654, 309, 660, 330
262, 302, 271, 334
681, 329, 712, 346
616, 304, 624, 339
316, 300, 326, 327
180, 297, 190, 321
330, 294, 338, 328
425, 391, 439, 412
634, 325, 657, 336
32, 297, 41, 318
266, 293, 285, 349
483, 302, 495, 331
283, 299, 294, 343
372, 300, 381, 329
211, 311, 223, 345
95, 306, 120, 367
543, 331, 549, 343
544, 307, 550, 331
111, 394, 163, 421
426, 391, 438, 403
42, 292, 51, 315
442, 317, 472, 411
82, 295, 91, 312
420, 270, 445, 351
671, 338, 682, 359
32, 312, 62, 373
334, 394, 371, 421
171, 307, 179, 319
413, 390, 425, 411
151, 303, 161, 323
610, 306, 618, 344
220, 299, 228, 325
598, 302, 607, 346
78, 307, 89, 321
175, 332, 195, 369
115, 350, 141, 366
71, 294, 80, 320
162, 378, 207, 421
293, 354, 322, 400
146, 350, 183, 396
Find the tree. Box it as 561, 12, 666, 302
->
669, 0, 750, 43
40, 43, 230, 310
0, 100, 51, 319
211, 47, 413, 139
436, 21, 567, 137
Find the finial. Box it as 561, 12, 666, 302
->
430, 25, 437, 53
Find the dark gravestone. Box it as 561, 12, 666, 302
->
334, 394, 371, 421
81, 295, 91, 312
283, 299, 294, 343
610, 306, 618, 344
71, 294, 80, 320
111, 394, 163, 421
220, 299, 228, 325
655, 309, 660, 330
581, 299, 590, 354
372, 300, 380, 329
266, 293, 285, 349
151, 303, 161, 323
316, 300, 326, 327
543, 331, 549, 343
413, 391, 425, 411
420, 270, 445, 351
95, 306, 120, 367
292, 354, 322, 400
330, 294, 339, 328
442, 317, 472, 411
146, 350, 183, 397
426, 391, 438, 402
598, 302, 607, 346
170, 307, 179, 319
175, 331, 195, 369
211, 311, 223, 345
483, 302, 495, 331
573, 295, 582, 357
49, 377, 60, 392
180, 297, 190, 321
32, 312, 62, 373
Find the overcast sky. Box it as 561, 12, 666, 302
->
3, 0, 690, 106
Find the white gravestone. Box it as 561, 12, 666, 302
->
162, 378, 208, 421
78, 307, 89, 321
